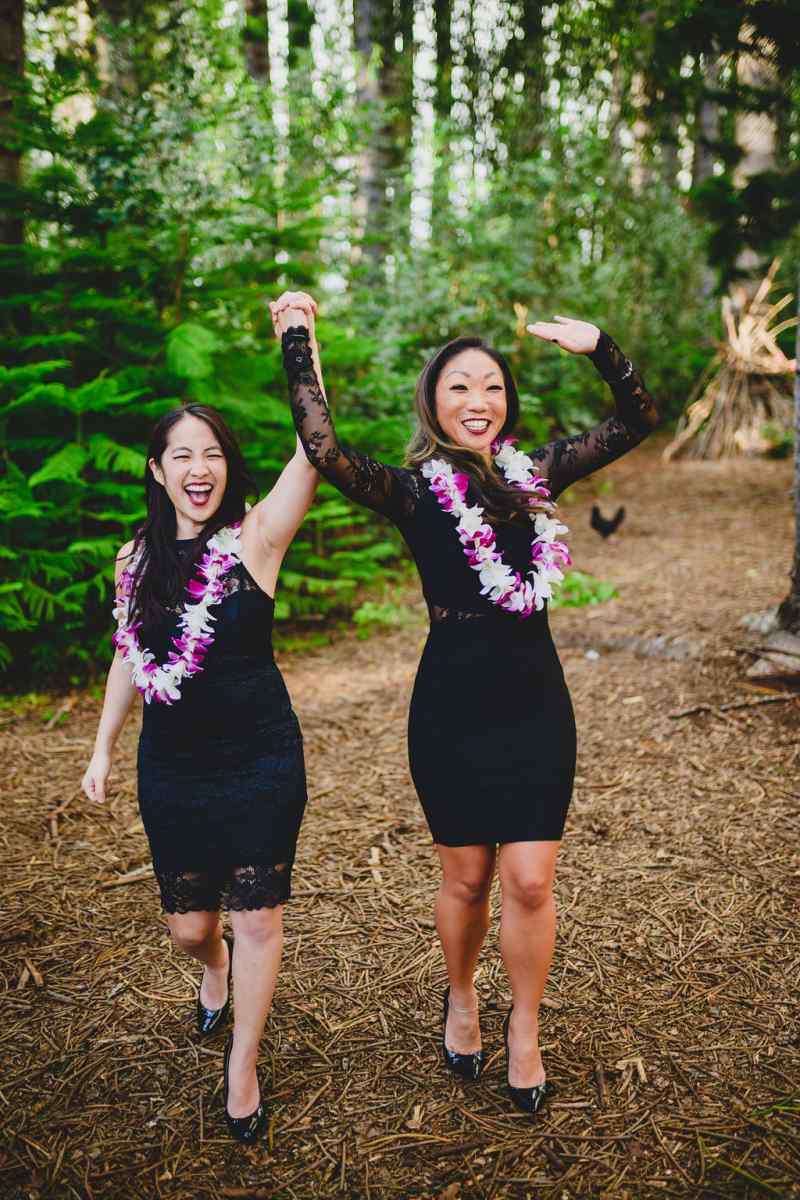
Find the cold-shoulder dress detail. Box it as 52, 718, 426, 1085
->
136, 544, 307, 912
282, 326, 658, 845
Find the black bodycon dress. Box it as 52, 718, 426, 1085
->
281, 327, 659, 846
136, 544, 307, 912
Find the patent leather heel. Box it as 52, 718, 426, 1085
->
197, 931, 234, 1037
503, 1009, 547, 1114
223, 1035, 268, 1144
442, 987, 483, 1082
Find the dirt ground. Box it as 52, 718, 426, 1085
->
2, 436, 799, 1200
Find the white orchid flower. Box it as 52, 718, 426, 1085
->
533, 513, 568, 542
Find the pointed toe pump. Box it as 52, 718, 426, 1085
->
197, 931, 234, 1037
223, 1035, 268, 1144
503, 1010, 547, 1114
442, 987, 484, 1082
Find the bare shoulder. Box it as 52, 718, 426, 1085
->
115, 539, 136, 584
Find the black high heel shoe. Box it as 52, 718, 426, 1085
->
223, 1034, 268, 1144
503, 1009, 547, 1114
197, 931, 234, 1037
442, 987, 483, 1082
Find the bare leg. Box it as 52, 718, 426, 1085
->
166, 908, 229, 1009
497, 840, 561, 1088
435, 843, 496, 1053
226, 904, 284, 1118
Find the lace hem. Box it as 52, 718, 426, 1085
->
155, 862, 292, 913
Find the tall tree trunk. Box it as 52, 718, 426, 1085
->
431, 0, 452, 231
512, 1, 547, 158
462, 0, 480, 166
608, 55, 627, 167
353, 0, 385, 276
777, 296, 800, 634
353, 0, 412, 279
692, 51, 721, 191
659, 111, 680, 188
287, 0, 313, 71
733, 27, 777, 288
395, 0, 414, 160
0, 0, 24, 248
630, 71, 654, 193
433, 0, 452, 128
381, 0, 413, 242
90, 0, 138, 100
243, 0, 270, 85
691, 51, 723, 299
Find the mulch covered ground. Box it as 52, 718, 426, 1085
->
2, 436, 799, 1200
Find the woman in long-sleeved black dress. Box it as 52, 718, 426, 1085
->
271, 292, 659, 1113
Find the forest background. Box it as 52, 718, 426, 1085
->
1, 0, 799, 689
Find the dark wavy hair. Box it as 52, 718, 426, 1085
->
405, 336, 547, 524
124, 404, 256, 635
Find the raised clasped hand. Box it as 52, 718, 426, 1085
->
269, 291, 318, 339
526, 315, 600, 355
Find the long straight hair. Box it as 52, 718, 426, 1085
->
405, 336, 547, 524
126, 404, 256, 635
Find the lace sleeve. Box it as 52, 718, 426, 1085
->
531, 331, 661, 499
280, 326, 420, 522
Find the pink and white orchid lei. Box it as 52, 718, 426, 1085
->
112, 523, 243, 704
421, 438, 571, 618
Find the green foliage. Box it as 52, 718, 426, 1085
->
353, 599, 419, 639
2, 0, 797, 688
166, 324, 224, 381
550, 570, 619, 610
762, 422, 795, 458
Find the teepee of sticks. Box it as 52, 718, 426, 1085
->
663, 260, 797, 461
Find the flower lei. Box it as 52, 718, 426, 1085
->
112, 523, 243, 705
420, 439, 571, 618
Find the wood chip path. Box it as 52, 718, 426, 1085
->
2, 439, 798, 1199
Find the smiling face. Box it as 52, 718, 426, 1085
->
434, 348, 508, 460
149, 413, 228, 536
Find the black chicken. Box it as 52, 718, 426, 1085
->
590, 505, 626, 539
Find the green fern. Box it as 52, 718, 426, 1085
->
87, 434, 147, 476
28, 443, 90, 489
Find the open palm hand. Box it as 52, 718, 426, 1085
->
526, 316, 600, 355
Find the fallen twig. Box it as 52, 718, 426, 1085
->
97, 863, 154, 888
669, 693, 797, 719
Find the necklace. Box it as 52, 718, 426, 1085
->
421, 438, 570, 618
113, 523, 243, 704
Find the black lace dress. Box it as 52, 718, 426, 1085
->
281, 327, 659, 845
136, 542, 307, 911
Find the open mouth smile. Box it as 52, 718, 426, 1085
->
461, 419, 492, 435
184, 483, 214, 507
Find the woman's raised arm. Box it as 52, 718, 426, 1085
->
526, 317, 660, 499
246, 434, 319, 560
272, 292, 419, 523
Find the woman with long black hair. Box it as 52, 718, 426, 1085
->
271, 291, 659, 1114
81, 354, 322, 1142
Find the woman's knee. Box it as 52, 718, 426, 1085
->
168, 911, 219, 952
230, 905, 283, 947
502, 869, 553, 911
442, 871, 493, 907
